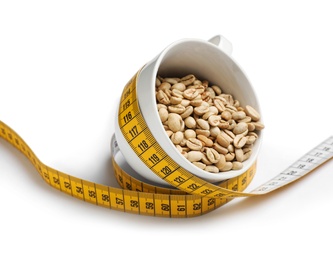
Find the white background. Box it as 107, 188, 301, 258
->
1, 1, 333, 259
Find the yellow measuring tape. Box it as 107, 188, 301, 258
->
1, 72, 332, 217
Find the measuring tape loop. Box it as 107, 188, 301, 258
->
1, 72, 333, 217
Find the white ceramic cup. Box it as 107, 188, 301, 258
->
114, 35, 263, 186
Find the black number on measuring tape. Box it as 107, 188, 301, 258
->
285, 170, 298, 175
64, 182, 71, 189
126, 182, 132, 190
102, 194, 110, 202
297, 164, 306, 169
214, 192, 226, 198
123, 88, 131, 99
207, 198, 215, 206
129, 125, 138, 138
138, 140, 149, 152
161, 166, 172, 176
306, 158, 314, 163
123, 112, 132, 123
174, 176, 185, 184
88, 190, 96, 198
53, 177, 60, 185
76, 186, 83, 194
148, 154, 160, 165
177, 205, 186, 211
122, 99, 131, 111
146, 202, 154, 210
193, 203, 201, 210
118, 175, 123, 184
257, 186, 268, 191
278, 176, 287, 181
323, 146, 330, 151
161, 204, 170, 211
130, 200, 139, 208
201, 189, 213, 195
187, 183, 199, 190
116, 198, 124, 205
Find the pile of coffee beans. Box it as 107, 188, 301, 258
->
156, 74, 264, 173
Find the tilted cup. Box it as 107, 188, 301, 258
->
114, 35, 263, 186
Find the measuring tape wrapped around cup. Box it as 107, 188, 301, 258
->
1, 35, 332, 218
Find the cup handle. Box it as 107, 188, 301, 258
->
208, 35, 233, 55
